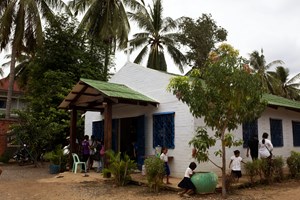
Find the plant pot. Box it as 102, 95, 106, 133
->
49, 164, 61, 174
191, 172, 218, 194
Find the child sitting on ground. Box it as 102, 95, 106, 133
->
229, 150, 245, 182
177, 162, 197, 197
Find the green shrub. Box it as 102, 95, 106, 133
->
0, 151, 10, 163
144, 156, 165, 193
272, 156, 284, 182
44, 145, 64, 165
244, 160, 260, 184
103, 150, 136, 186
286, 151, 300, 178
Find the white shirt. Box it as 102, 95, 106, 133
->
160, 153, 168, 162
230, 156, 242, 171
184, 167, 193, 178
259, 139, 273, 158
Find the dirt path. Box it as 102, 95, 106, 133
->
1, 162, 300, 200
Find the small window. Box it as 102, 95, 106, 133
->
153, 112, 175, 149
0, 99, 6, 108
242, 120, 258, 148
270, 118, 283, 147
292, 121, 300, 147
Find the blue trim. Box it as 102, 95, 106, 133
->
153, 112, 175, 116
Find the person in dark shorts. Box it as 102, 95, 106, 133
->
178, 162, 197, 197
229, 150, 245, 182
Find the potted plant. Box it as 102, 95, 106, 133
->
44, 145, 64, 174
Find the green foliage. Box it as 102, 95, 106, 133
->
129, 0, 186, 72
103, 150, 136, 186
144, 156, 165, 193
287, 151, 300, 178
44, 145, 64, 165
0, 150, 10, 163
168, 43, 267, 197
177, 14, 227, 69
244, 160, 261, 184
10, 14, 110, 157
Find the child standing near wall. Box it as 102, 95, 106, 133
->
178, 162, 197, 197
229, 150, 245, 182
160, 147, 171, 184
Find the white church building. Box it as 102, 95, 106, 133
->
84, 62, 300, 177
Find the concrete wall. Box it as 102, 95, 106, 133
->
85, 62, 300, 177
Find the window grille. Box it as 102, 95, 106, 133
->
292, 121, 300, 146
153, 112, 175, 149
242, 120, 258, 148
270, 118, 283, 147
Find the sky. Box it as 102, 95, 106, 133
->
116, 0, 300, 77
1, 0, 300, 78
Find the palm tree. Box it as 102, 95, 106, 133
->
128, 0, 186, 72
0, 0, 69, 118
69, 0, 143, 77
249, 49, 284, 94
272, 66, 300, 100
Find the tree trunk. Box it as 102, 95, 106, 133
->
221, 130, 227, 198
5, 45, 17, 119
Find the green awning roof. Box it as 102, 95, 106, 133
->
263, 93, 300, 111
59, 78, 159, 111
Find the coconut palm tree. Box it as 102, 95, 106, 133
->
69, 0, 143, 77
0, 0, 70, 118
272, 66, 300, 100
249, 49, 284, 94
128, 0, 186, 72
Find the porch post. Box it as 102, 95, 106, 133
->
70, 109, 77, 154
103, 102, 112, 168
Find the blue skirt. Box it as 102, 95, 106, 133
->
178, 177, 195, 190
164, 162, 170, 176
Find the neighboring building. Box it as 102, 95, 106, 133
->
0, 78, 26, 117
84, 62, 300, 177
0, 78, 26, 155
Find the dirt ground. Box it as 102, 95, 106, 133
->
1, 162, 300, 200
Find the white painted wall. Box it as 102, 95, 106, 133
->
85, 62, 300, 177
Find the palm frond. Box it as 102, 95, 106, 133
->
134, 45, 149, 64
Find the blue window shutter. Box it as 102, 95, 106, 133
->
153, 112, 175, 149
242, 120, 258, 148
270, 118, 283, 147
92, 121, 103, 140
292, 121, 300, 146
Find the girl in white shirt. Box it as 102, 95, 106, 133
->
259, 132, 273, 159
178, 162, 197, 197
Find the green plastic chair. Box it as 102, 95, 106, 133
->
72, 153, 87, 174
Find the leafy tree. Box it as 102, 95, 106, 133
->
129, 0, 186, 72
168, 43, 266, 197
271, 66, 300, 100
249, 49, 284, 94
177, 14, 227, 69
0, 0, 70, 119
11, 15, 109, 163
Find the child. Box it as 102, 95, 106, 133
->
160, 147, 171, 184
178, 162, 197, 197
229, 150, 245, 182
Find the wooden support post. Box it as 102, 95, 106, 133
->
103, 102, 112, 169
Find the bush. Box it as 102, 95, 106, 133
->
286, 151, 300, 178
272, 156, 284, 182
103, 150, 136, 186
0, 151, 10, 163
144, 156, 165, 193
244, 160, 260, 184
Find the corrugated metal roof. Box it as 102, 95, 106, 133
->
81, 78, 157, 103
263, 93, 300, 111
58, 78, 158, 111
